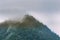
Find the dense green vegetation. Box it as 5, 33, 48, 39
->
0, 15, 60, 40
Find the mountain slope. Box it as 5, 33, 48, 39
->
0, 15, 60, 40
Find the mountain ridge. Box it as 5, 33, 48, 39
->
0, 15, 43, 28
0, 15, 60, 40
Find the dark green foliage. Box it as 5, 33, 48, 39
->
0, 15, 60, 40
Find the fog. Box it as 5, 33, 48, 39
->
0, 0, 60, 36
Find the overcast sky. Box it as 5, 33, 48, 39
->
0, 0, 60, 36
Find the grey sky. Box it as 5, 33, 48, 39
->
0, 0, 60, 12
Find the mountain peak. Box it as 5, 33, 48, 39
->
0, 15, 60, 40
0, 15, 43, 28
22, 15, 37, 22
20, 15, 42, 27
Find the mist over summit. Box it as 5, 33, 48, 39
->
0, 15, 60, 40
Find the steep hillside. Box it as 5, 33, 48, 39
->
0, 15, 60, 40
